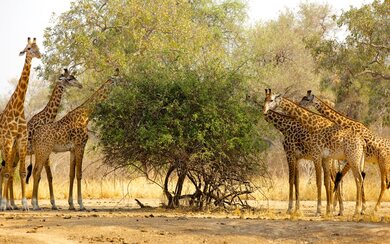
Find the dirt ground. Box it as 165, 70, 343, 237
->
0, 199, 389, 244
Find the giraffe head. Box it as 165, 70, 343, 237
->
19, 37, 42, 59
263, 88, 282, 114
59, 69, 83, 89
299, 90, 314, 107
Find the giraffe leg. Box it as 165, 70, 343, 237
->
75, 145, 86, 211
314, 159, 322, 216
68, 151, 76, 210
330, 160, 338, 215
294, 162, 301, 215
9, 150, 19, 210
374, 159, 387, 211
17, 135, 29, 211
337, 179, 344, 216
1, 142, 14, 211
31, 159, 44, 210
8, 174, 18, 210
285, 153, 295, 214
352, 168, 363, 217
322, 158, 333, 216
45, 160, 58, 210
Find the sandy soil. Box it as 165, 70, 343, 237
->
0, 199, 389, 244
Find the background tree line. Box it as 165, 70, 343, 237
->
3, 0, 385, 208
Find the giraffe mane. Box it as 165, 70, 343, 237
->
314, 95, 366, 126
283, 97, 334, 122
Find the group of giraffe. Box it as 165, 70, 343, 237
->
263, 88, 390, 216
0, 38, 117, 211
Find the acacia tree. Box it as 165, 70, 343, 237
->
42, 0, 270, 208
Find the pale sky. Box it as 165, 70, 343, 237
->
0, 0, 369, 96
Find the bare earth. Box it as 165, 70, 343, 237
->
0, 199, 389, 244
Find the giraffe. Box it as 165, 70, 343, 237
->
300, 90, 390, 211
265, 108, 344, 215
4, 69, 82, 210
263, 89, 365, 216
30, 71, 118, 210
0, 37, 41, 211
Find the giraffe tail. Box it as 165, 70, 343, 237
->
334, 172, 342, 192
26, 163, 33, 184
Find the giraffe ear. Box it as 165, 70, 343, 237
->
19, 50, 26, 56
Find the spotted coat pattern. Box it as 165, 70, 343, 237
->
300, 91, 390, 211
263, 89, 365, 215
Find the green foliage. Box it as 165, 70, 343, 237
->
242, 3, 335, 101
308, 0, 390, 124
94, 71, 265, 174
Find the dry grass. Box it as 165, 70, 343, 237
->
5, 171, 384, 205
5, 140, 390, 206
22, 177, 164, 200
254, 174, 390, 202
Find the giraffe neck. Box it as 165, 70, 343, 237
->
279, 98, 333, 130
312, 96, 358, 129
79, 79, 113, 112
265, 110, 296, 133
38, 83, 66, 121
6, 55, 32, 113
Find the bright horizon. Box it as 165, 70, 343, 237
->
0, 0, 369, 97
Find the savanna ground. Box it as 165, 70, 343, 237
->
1, 147, 389, 244
0, 199, 389, 244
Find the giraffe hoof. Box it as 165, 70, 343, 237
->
69, 206, 76, 211
32, 207, 41, 211
52, 206, 59, 210
79, 207, 87, 211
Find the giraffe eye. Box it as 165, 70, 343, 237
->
27, 47, 31, 50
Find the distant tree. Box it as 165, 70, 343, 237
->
242, 3, 335, 101
308, 0, 390, 125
